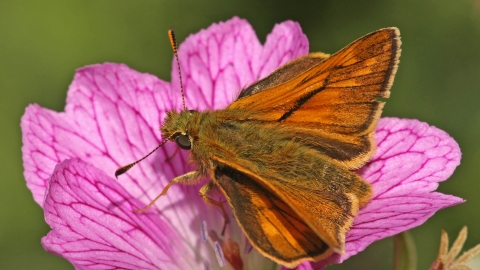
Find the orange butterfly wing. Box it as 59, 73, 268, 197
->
227, 28, 401, 169
210, 143, 371, 255
237, 52, 330, 98
214, 165, 333, 268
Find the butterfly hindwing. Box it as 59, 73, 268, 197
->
211, 147, 371, 251
214, 165, 332, 268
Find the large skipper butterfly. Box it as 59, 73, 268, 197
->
116, 27, 401, 268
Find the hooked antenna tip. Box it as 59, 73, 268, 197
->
115, 163, 136, 179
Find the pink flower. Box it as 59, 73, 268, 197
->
21, 17, 463, 269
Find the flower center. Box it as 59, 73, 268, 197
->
202, 220, 244, 270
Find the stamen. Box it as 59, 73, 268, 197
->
222, 239, 244, 270
244, 239, 253, 254
213, 241, 226, 267
201, 221, 208, 242
208, 230, 220, 242
203, 261, 210, 270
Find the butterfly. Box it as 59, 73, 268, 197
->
116, 27, 401, 268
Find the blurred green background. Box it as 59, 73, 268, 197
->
1, 0, 479, 269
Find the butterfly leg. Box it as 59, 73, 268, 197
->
199, 181, 230, 235
135, 170, 203, 213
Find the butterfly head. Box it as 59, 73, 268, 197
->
161, 109, 201, 151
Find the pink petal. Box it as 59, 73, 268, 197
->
256, 20, 309, 79
42, 159, 192, 269
21, 64, 218, 262
174, 16, 308, 110
313, 117, 463, 268
21, 63, 180, 206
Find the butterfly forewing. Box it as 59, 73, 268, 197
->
227, 28, 401, 169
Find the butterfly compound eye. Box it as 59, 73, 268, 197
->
175, 134, 191, 150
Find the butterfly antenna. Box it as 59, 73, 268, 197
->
168, 28, 187, 111
115, 135, 174, 178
